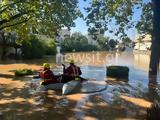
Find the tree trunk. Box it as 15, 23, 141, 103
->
0, 32, 7, 60
1, 46, 7, 60
149, 0, 160, 79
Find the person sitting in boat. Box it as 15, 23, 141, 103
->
62, 60, 82, 82
39, 63, 60, 85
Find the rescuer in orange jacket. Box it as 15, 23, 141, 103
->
64, 60, 82, 77
61, 60, 84, 83
39, 63, 60, 85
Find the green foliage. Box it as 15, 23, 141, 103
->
85, 0, 142, 39
61, 32, 98, 52
21, 35, 56, 59
136, 2, 153, 36
43, 39, 56, 55
108, 39, 117, 50
83, 44, 98, 51
0, 31, 19, 59
21, 35, 45, 59
96, 35, 110, 50
14, 69, 33, 76
0, 0, 81, 38
0, 0, 81, 60
122, 37, 132, 43
107, 66, 129, 78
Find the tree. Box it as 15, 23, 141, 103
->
21, 35, 45, 59
85, 0, 142, 39
122, 37, 132, 45
96, 35, 110, 50
61, 32, 98, 52
85, 0, 160, 78
0, 0, 81, 59
149, 0, 160, 77
0, 31, 19, 59
136, 1, 160, 77
61, 32, 88, 52
0, 0, 80, 33
43, 38, 56, 55
136, 2, 153, 36
0, 0, 35, 30
108, 39, 117, 50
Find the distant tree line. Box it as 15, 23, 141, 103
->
61, 32, 118, 52
21, 35, 56, 59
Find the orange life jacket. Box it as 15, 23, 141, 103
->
39, 69, 59, 83
64, 65, 82, 77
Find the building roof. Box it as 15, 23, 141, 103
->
59, 29, 70, 36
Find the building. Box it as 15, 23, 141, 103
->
134, 35, 151, 51
57, 29, 71, 43
0, 31, 21, 59
87, 34, 99, 46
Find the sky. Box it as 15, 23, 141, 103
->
70, 0, 150, 41
70, 0, 89, 35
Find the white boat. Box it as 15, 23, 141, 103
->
42, 83, 65, 90
62, 80, 81, 95
31, 78, 106, 95
41, 80, 106, 94
80, 80, 107, 93
30, 78, 65, 91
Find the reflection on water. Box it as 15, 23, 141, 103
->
1, 51, 160, 120
134, 54, 150, 71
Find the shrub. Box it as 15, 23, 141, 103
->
83, 44, 98, 51
21, 35, 45, 59
14, 69, 33, 76
44, 39, 56, 55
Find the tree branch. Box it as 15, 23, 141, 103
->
0, 9, 34, 27
0, 6, 8, 15
0, 1, 23, 10
0, 18, 30, 30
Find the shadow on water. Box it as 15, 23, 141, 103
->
0, 87, 80, 120
0, 73, 29, 82
147, 76, 160, 102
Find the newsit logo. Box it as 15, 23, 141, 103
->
56, 52, 116, 65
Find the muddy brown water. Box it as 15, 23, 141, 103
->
0, 51, 160, 120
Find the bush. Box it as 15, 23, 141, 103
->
107, 66, 129, 78
21, 35, 45, 59
44, 39, 56, 55
21, 35, 56, 59
83, 44, 98, 51
14, 69, 33, 76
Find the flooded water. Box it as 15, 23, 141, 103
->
1, 51, 160, 120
